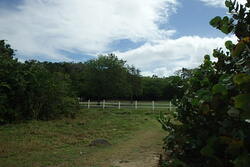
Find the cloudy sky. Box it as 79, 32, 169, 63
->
0, 0, 245, 76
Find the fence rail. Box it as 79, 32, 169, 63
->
80, 100, 177, 112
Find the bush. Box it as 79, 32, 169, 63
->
160, 1, 250, 166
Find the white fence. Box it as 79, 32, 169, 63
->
79, 100, 176, 112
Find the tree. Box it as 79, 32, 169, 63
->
141, 77, 164, 100
0, 41, 79, 124
0, 40, 23, 123
127, 65, 142, 100
82, 54, 133, 100
22, 60, 78, 120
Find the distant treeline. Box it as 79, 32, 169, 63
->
0, 40, 185, 123
43, 55, 185, 101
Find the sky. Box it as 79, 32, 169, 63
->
0, 0, 246, 76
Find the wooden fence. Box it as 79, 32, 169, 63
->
79, 100, 176, 112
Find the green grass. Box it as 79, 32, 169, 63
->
0, 108, 166, 167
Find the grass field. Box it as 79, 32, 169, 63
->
0, 108, 170, 167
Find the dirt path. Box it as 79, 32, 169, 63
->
82, 120, 165, 167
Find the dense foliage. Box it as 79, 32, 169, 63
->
0, 41, 78, 124
141, 75, 184, 100
160, 0, 250, 166
78, 54, 142, 100
0, 41, 183, 123
40, 56, 183, 101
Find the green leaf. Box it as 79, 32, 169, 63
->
221, 24, 230, 34
233, 73, 250, 85
204, 54, 210, 60
234, 94, 250, 112
191, 98, 199, 107
212, 84, 228, 96
225, 0, 231, 8
200, 145, 214, 157
210, 16, 221, 28
222, 16, 229, 23
225, 40, 234, 50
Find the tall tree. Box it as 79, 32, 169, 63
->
82, 54, 132, 100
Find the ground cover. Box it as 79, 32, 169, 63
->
0, 108, 168, 167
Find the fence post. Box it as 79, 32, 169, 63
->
152, 101, 155, 112
169, 101, 172, 112
103, 99, 105, 109
118, 101, 121, 109
88, 99, 90, 109
135, 100, 137, 109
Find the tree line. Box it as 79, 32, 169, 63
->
0, 41, 184, 123
43, 54, 185, 101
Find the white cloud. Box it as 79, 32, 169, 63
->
0, 0, 177, 61
117, 36, 237, 77
0, 0, 240, 77
199, 0, 247, 8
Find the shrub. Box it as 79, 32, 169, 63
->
160, 1, 250, 166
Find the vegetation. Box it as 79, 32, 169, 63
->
0, 108, 161, 167
79, 54, 142, 100
0, 40, 183, 123
141, 75, 184, 101
5, 1, 249, 167
0, 41, 79, 124
160, 0, 250, 166
42, 55, 184, 102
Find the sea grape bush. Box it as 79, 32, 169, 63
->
160, 0, 250, 166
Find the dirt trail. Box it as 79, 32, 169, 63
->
83, 120, 165, 167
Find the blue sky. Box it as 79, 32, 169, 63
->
168, 0, 227, 38
0, 0, 242, 76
